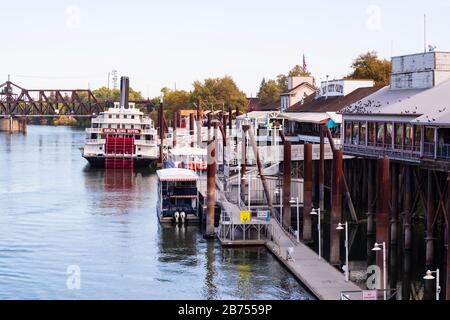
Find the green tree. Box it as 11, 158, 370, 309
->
192, 76, 247, 112
346, 51, 391, 87
92, 87, 144, 101
257, 64, 313, 106
257, 79, 281, 106
161, 88, 193, 119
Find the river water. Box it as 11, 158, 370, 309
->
0, 125, 313, 300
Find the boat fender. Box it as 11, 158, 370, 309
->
180, 211, 186, 224
174, 211, 180, 224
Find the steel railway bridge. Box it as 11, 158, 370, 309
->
0, 81, 154, 117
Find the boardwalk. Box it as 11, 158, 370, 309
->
265, 218, 362, 300
215, 179, 363, 300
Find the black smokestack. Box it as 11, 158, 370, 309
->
120, 76, 130, 109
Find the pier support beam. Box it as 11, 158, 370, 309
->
283, 141, 292, 228
0, 117, 27, 133
446, 171, 450, 300
207, 113, 212, 142
190, 113, 195, 147
330, 149, 343, 265
424, 170, 436, 300
158, 101, 164, 165
197, 99, 203, 148
376, 157, 390, 292
367, 159, 376, 266
303, 144, 313, 242
172, 111, 177, 149
206, 135, 217, 237
390, 162, 399, 297
319, 125, 325, 211
402, 165, 413, 300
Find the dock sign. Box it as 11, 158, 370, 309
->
257, 210, 270, 221
240, 211, 251, 223
362, 290, 378, 300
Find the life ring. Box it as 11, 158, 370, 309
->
198, 161, 207, 171
186, 161, 195, 170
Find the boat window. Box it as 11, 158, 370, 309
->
116, 115, 120, 119
117, 124, 120, 129
124, 115, 127, 119
131, 115, 135, 119
93, 123, 98, 128
131, 125, 134, 129
108, 124, 112, 128
109, 115, 112, 119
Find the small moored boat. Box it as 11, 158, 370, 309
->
156, 168, 200, 224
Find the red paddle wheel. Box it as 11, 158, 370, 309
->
105, 135, 134, 169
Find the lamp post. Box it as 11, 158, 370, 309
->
372, 242, 387, 301
337, 222, 349, 282
290, 197, 300, 243
310, 207, 322, 258
275, 187, 283, 225
423, 269, 441, 300
237, 160, 241, 207
242, 173, 257, 212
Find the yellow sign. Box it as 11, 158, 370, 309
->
240, 211, 251, 223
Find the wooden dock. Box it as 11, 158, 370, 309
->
265, 219, 363, 300
215, 181, 363, 300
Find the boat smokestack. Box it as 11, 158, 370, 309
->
120, 76, 130, 109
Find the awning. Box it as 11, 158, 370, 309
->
157, 168, 199, 182
280, 112, 342, 124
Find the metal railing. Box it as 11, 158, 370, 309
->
344, 144, 421, 162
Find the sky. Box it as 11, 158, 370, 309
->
1, 0, 449, 98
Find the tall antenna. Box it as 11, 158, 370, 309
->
112, 69, 118, 90
424, 14, 427, 53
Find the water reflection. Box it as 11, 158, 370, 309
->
0, 126, 313, 300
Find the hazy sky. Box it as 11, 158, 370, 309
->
1, 0, 449, 98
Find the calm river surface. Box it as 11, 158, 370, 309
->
0, 125, 313, 300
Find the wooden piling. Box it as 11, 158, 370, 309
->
446, 171, 450, 300
319, 125, 325, 211
189, 113, 195, 147
197, 99, 203, 148
390, 162, 399, 296
205, 132, 217, 237
402, 165, 413, 300
172, 111, 177, 148
424, 170, 436, 299
376, 157, 390, 291
330, 150, 343, 265
283, 141, 292, 228
159, 101, 164, 165
367, 159, 376, 265
303, 144, 313, 242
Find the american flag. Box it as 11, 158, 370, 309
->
303, 54, 307, 72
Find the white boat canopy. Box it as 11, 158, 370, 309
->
280, 112, 342, 124
157, 168, 199, 182
169, 147, 207, 157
